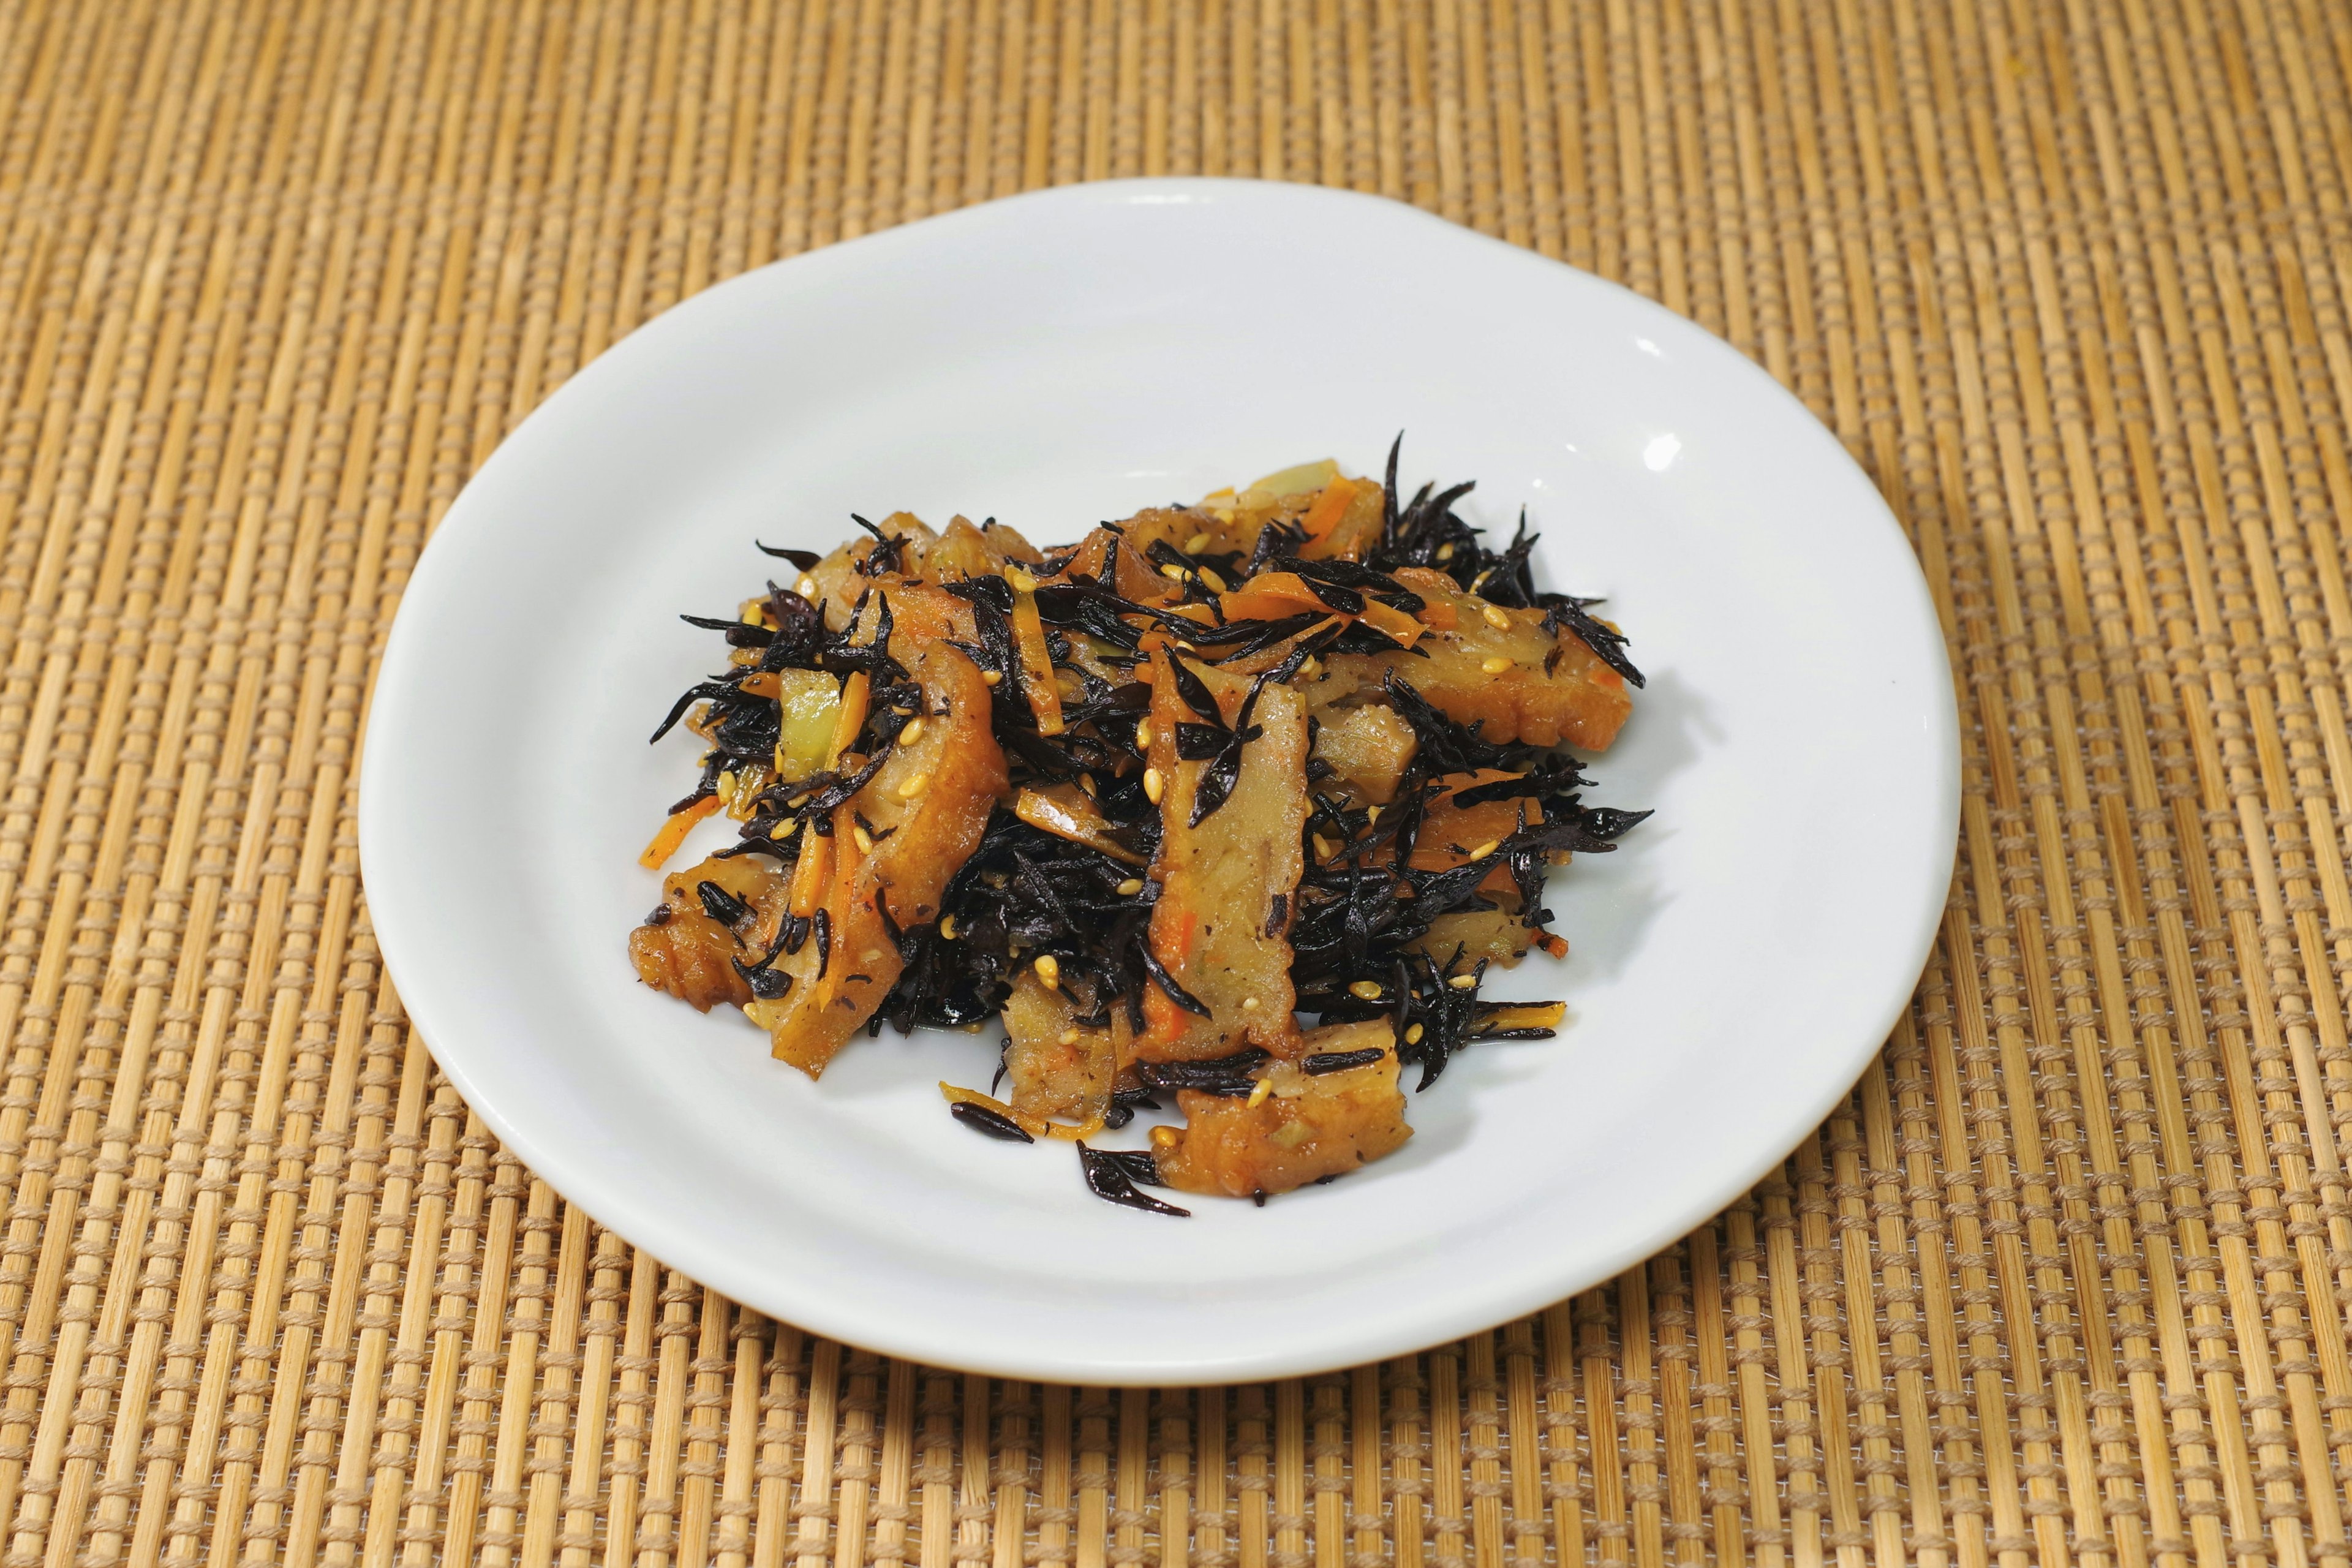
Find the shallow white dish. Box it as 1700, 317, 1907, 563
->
360, 178, 1958, 1385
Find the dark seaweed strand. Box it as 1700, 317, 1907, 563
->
1302, 1047, 1387, 1075
951, 1101, 1035, 1142
1077, 1144, 1191, 1216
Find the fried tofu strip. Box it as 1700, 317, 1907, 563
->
1325, 567, 1632, 749
803, 512, 1044, 629
756, 588, 1009, 1076
1137, 650, 1308, 1062
1153, 1020, 1412, 1197
1001, 972, 1124, 1126
630, 855, 790, 1011
1311, 703, 1418, 804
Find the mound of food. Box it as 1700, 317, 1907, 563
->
630, 441, 1648, 1211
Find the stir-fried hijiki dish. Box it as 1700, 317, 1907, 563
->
630, 442, 1649, 1213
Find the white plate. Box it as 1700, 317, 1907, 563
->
360, 179, 1958, 1385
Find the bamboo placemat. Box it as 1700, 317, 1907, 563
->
4, 0, 2351, 1563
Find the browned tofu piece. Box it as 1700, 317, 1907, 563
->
1196, 469, 1383, 562
921, 514, 1044, 582
1001, 973, 1118, 1125
1327, 567, 1633, 749
630, 855, 790, 1011
1311, 703, 1418, 804
756, 589, 1009, 1076
1153, 1021, 1412, 1197
802, 513, 1044, 628
1409, 908, 1533, 967
1047, 509, 1221, 604
1136, 649, 1308, 1062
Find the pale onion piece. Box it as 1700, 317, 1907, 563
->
772, 669, 842, 782
1245, 458, 1340, 497
783, 681, 842, 769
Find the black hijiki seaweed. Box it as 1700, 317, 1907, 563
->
1077, 1144, 1189, 1216
951, 1101, 1035, 1142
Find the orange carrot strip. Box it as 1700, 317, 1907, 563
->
1016, 786, 1149, 865
1416, 600, 1458, 630
787, 826, 832, 918
826, 671, 870, 764
638, 794, 723, 870
1357, 599, 1425, 647
1298, 476, 1359, 543
1009, 582, 1064, 735
1218, 571, 1330, 620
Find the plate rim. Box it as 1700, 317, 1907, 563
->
360, 175, 1961, 1384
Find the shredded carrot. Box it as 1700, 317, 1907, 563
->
826, 671, 870, 764
813, 805, 868, 1004
1537, 935, 1570, 960
1298, 475, 1359, 543
788, 825, 832, 918
1486, 1001, 1567, 1031
1417, 600, 1458, 631
638, 794, 723, 870
1224, 571, 1419, 646
1218, 571, 1330, 621
1009, 581, 1064, 735
1357, 599, 1425, 647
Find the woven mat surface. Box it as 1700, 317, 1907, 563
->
7, 0, 2352, 1564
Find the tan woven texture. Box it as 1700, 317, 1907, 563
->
10, 0, 2352, 1563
